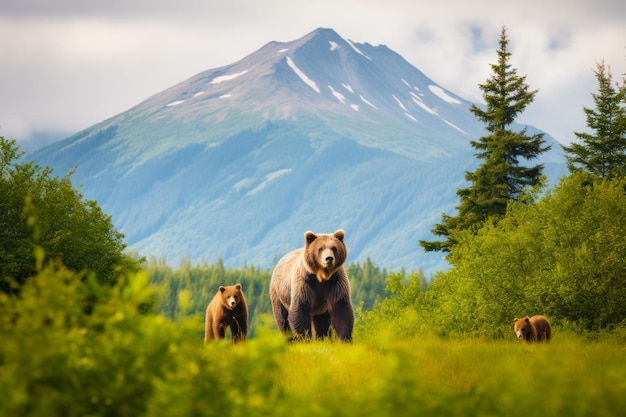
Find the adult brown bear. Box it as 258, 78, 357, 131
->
269, 230, 354, 342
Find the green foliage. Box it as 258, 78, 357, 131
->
355, 270, 430, 340
146, 257, 388, 337
414, 173, 626, 337
564, 61, 626, 178
421, 27, 550, 254
0, 264, 288, 417
3, 264, 624, 417
0, 136, 140, 292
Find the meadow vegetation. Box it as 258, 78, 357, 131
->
1, 262, 625, 417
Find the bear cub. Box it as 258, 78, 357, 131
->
205, 283, 248, 343
270, 229, 354, 342
514, 315, 552, 342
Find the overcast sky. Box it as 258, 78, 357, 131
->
2, 0, 625, 150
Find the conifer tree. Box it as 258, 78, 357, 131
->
420, 27, 550, 253
563, 61, 626, 178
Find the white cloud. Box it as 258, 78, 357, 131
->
1, 0, 625, 147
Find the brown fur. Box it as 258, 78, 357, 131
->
204, 284, 248, 343
514, 315, 552, 342
269, 230, 354, 341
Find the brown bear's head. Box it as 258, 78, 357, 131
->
303, 229, 347, 282
513, 316, 534, 340
219, 283, 244, 310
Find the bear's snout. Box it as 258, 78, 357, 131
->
321, 248, 335, 266
226, 296, 238, 307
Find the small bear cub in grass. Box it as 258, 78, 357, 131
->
205, 283, 248, 343
514, 315, 552, 342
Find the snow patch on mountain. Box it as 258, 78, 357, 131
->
286, 56, 320, 93
329, 41, 338, 51
210, 70, 249, 84
346, 39, 371, 60
392, 94, 409, 112
429, 85, 461, 104
166, 100, 185, 107
245, 169, 292, 196
360, 95, 377, 109
443, 119, 467, 134
342, 83, 353, 93
328, 85, 346, 104
404, 113, 418, 123
411, 92, 437, 115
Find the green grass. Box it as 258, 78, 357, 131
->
273, 333, 626, 417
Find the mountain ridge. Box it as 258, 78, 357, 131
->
30, 27, 567, 273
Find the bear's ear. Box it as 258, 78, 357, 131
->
235, 283, 241, 290
219, 286, 226, 293
524, 317, 530, 323
514, 318, 519, 322
334, 229, 345, 242
305, 231, 317, 245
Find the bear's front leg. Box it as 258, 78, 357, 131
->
213, 321, 226, 340
330, 299, 354, 342
230, 316, 247, 342
272, 300, 290, 333
288, 302, 312, 340
205, 311, 213, 342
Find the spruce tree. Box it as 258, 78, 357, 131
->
420, 27, 550, 253
563, 61, 626, 178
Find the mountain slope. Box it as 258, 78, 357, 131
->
31, 28, 567, 273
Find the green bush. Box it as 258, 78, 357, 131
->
1, 136, 140, 292
365, 173, 626, 339
0, 263, 288, 417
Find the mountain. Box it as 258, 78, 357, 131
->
30, 28, 567, 274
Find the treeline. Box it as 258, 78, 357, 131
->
146, 257, 389, 337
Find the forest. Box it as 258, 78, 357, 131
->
2, 27, 626, 416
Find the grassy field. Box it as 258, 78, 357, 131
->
271, 332, 626, 417
2, 269, 625, 417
